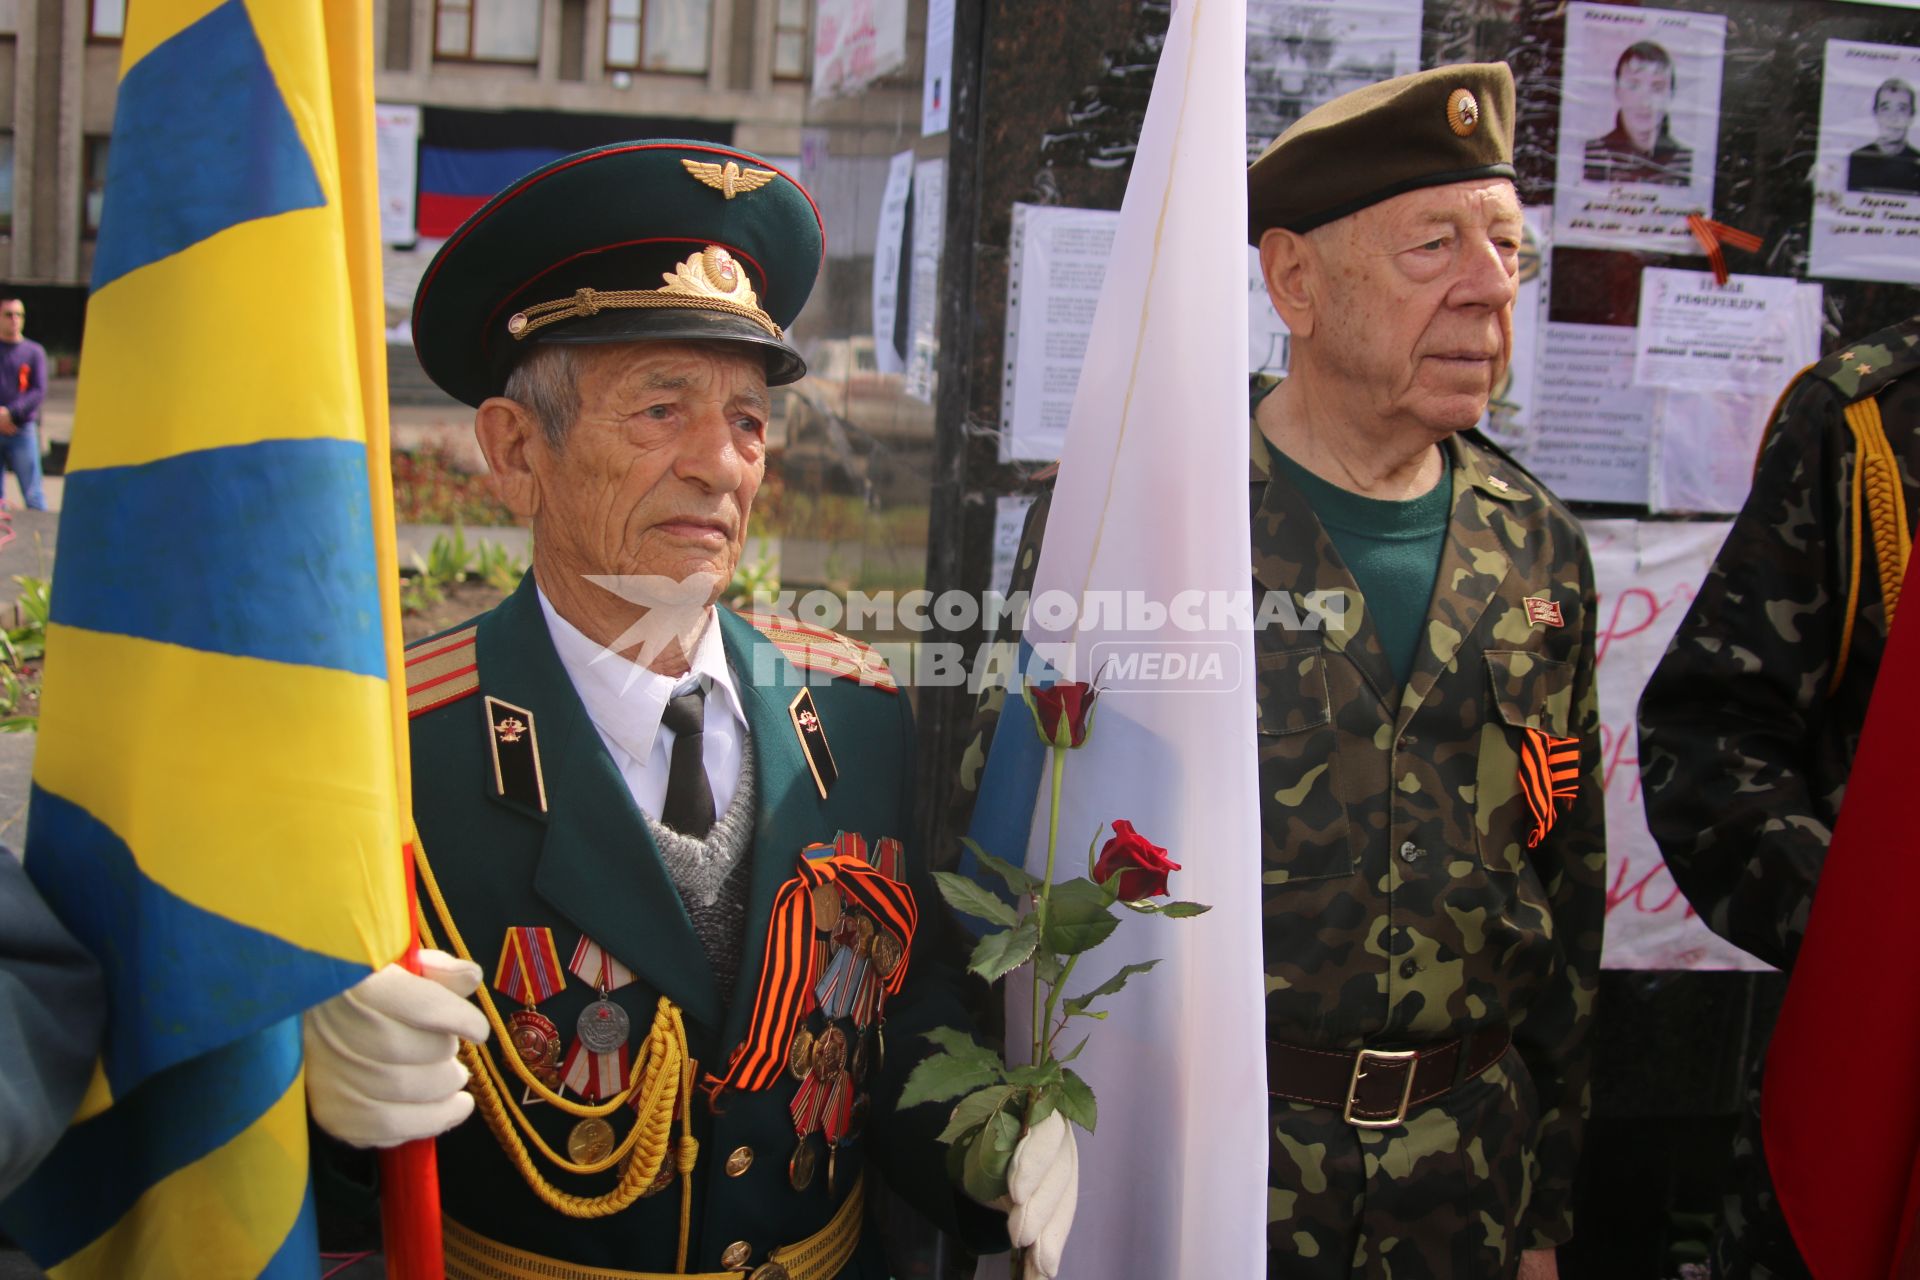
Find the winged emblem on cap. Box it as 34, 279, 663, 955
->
681, 158, 778, 200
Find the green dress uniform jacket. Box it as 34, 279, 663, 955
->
955, 412, 1606, 1276
1638, 316, 1920, 1280
408, 573, 982, 1277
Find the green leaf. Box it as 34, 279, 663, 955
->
938, 1085, 1019, 1145
1068, 1008, 1108, 1020
921, 1026, 1002, 1065
945, 1124, 977, 1187
1057, 1068, 1098, 1133
933, 871, 1020, 929
898, 1051, 1007, 1109
1004, 1060, 1063, 1090
1026, 1088, 1060, 1131
1058, 1035, 1090, 1064
963, 837, 1040, 896
969, 917, 1041, 983
1034, 950, 1065, 987
961, 1109, 1022, 1203
1124, 899, 1212, 917
1062, 960, 1160, 1017
1040, 878, 1120, 955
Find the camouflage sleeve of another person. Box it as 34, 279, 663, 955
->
1636, 378, 1846, 971
948, 488, 1052, 835
1516, 535, 1608, 1252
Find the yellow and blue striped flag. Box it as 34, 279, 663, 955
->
0, 1, 414, 1274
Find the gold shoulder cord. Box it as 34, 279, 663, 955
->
413, 838, 700, 1256
1833, 395, 1910, 693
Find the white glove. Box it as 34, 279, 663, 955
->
1006, 1110, 1079, 1280
304, 949, 490, 1148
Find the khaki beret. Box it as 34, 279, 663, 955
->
1247, 62, 1516, 242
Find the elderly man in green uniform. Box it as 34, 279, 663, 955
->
301, 140, 1076, 1280
1639, 314, 1920, 1279
956, 65, 1605, 1277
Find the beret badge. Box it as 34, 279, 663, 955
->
1447, 87, 1480, 137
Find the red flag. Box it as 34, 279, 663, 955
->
1763, 554, 1920, 1277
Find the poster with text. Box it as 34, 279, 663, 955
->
1809, 40, 1920, 285
813, 0, 907, 101
1245, 0, 1422, 162
1583, 518, 1767, 971
374, 103, 421, 247
1530, 323, 1655, 505
921, 0, 954, 136
904, 158, 946, 403
1553, 3, 1725, 254
1001, 204, 1120, 461
870, 150, 914, 376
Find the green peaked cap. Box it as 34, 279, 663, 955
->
412, 139, 825, 407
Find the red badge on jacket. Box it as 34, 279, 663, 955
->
1523, 596, 1564, 628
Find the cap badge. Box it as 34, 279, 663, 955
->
504, 246, 782, 343
1447, 87, 1480, 137
682, 158, 778, 200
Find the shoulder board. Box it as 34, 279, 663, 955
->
1808, 316, 1920, 406
404, 624, 480, 718
738, 610, 897, 692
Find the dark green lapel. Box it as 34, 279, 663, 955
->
715, 608, 829, 1056
475, 574, 725, 1032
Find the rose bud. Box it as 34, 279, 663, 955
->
1024, 681, 1098, 749
1093, 820, 1181, 900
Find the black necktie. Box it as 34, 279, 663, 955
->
660, 684, 715, 837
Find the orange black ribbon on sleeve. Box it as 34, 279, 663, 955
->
1519, 728, 1581, 849
706, 843, 917, 1098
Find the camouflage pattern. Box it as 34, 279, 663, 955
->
1638, 315, 1920, 1279
953, 405, 1607, 1276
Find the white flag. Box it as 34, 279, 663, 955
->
979, 0, 1265, 1273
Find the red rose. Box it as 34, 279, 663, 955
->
1025, 681, 1098, 749
1093, 820, 1181, 901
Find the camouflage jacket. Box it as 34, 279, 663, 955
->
1639, 316, 1920, 972
954, 417, 1607, 1250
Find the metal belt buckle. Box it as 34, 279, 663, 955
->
1343, 1047, 1419, 1128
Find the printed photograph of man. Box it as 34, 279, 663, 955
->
1583, 41, 1694, 187
1847, 78, 1920, 196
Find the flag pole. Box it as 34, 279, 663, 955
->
322, 1, 445, 1274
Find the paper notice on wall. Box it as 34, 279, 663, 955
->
1244, 0, 1422, 162
1649, 388, 1773, 515
871, 149, 915, 377
1583, 518, 1769, 971
1246, 247, 1290, 379
813, 0, 907, 100
1632, 269, 1823, 395
921, 0, 955, 136
1808, 40, 1920, 285
1002, 203, 1121, 462
904, 158, 946, 404
1552, 3, 1726, 254
1529, 323, 1655, 505
374, 103, 421, 247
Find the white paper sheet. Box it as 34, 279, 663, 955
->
1632, 269, 1823, 395
1530, 323, 1656, 505
904, 158, 946, 404
1809, 40, 1920, 285
1244, 0, 1422, 161
1001, 204, 1121, 461
1552, 3, 1726, 254
921, 0, 954, 137
871, 149, 915, 376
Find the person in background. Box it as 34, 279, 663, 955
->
1847, 79, 1920, 197
1582, 41, 1694, 187
0, 299, 47, 512
1640, 314, 1920, 1278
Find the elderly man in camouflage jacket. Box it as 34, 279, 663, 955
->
956, 64, 1605, 1278
1639, 314, 1920, 1278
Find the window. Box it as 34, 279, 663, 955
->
606, 0, 710, 75
435, 0, 541, 64
90, 0, 125, 40
84, 136, 110, 238
773, 0, 807, 81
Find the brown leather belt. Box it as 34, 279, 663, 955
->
1266, 1025, 1512, 1128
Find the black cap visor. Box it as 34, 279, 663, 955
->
491, 307, 809, 392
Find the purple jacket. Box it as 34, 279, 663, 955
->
0, 339, 46, 428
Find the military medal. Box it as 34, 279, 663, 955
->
870, 930, 904, 979
568, 937, 636, 994
493, 927, 566, 1005
847, 1093, 870, 1140
788, 1025, 816, 1081
507, 1010, 564, 1086
789, 1135, 818, 1191
850, 1033, 870, 1086
577, 999, 630, 1053
567, 1116, 616, 1164
812, 882, 843, 933
872, 836, 903, 881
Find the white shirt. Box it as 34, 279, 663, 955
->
538, 588, 748, 822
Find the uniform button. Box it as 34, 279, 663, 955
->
721, 1240, 754, 1269
1399, 841, 1425, 863
725, 1145, 754, 1177
1400, 958, 1420, 979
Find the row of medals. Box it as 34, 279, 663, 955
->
498, 882, 902, 1198
786, 879, 901, 1194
